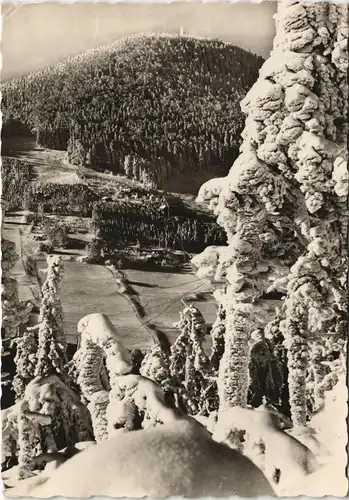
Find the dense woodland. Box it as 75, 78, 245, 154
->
1, 158, 98, 216
2, 34, 263, 188
28, 183, 98, 217
1, 158, 32, 212
89, 199, 227, 258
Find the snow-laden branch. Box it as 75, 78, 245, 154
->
75, 313, 181, 440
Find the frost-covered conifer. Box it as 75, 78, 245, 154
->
2, 374, 92, 478
34, 256, 68, 379
1, 240, 32, 343
2, 254, 92, 476
140, 343, 174, 404
209, 304, 225, 372
169, 304, 214, 415
193, 2, 348, 424
16, 375, 91, 477
1, 230, 33, 396
13, 328, 38, 399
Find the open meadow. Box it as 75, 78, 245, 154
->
2, 210, 216, 351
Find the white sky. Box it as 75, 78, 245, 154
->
1, 2, 277, 81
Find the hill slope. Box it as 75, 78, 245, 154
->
2, 34, 263, 191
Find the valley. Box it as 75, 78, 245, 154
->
2, 135, 217, 352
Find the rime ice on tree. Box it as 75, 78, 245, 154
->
193, 2, 348, 427
34, 256, 69, 380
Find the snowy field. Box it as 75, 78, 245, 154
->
38, 261, 156, 350
124, 268, 216, 345
3, 213, 217, 350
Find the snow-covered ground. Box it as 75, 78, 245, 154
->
3, 373, 347, 498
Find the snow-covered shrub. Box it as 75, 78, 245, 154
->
42, 220, 69, 249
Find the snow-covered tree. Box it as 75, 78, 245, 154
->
168, 304, 216, 415
1, 237, 33, 391
193, 2, 348, 427
13, 328, 38, 399
3, 256, 93, 477
33, 256, 68, 380
1, 239, 32, 342
3, 375, 92, 479
140, 343, 174, 407
73, 313, 133, 441
73, 313, 181, 440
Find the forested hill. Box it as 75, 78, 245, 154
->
2, 34, 264, 191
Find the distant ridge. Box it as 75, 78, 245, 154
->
2, 33, 264, 191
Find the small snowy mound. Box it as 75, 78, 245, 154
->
212, 379, 348, 498
302, 373, 348, 497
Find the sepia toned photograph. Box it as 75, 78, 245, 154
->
1, 1, 348, 498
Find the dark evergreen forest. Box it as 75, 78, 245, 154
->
2, 34, 264, 188
90, 199, 227, 256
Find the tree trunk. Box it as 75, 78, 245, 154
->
218, 308, 251, 411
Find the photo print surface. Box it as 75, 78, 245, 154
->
1, 1, 348, 498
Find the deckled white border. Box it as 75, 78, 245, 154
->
2, 0, 349, 4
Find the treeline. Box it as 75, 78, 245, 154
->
1, 158, 32, 211
1, 157, 97, 216
89, 199, 227, 256
28, 183, 98, 216
2, 34, 263, 188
